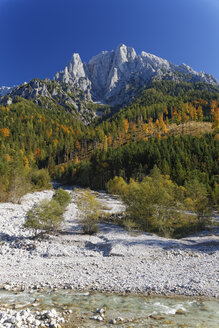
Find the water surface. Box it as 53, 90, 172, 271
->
0, 289, 218, 327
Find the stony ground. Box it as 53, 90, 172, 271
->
0, 187, 219, 298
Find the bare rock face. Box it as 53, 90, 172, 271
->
55, 53, 92, 99
54, 44, 218, 105
88, 50, 115, 101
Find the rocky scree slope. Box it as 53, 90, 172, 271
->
54, 44, 218, 105
0, 79, 96, 122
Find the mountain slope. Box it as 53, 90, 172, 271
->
0, 79, 96, 123
54, 44, 218, 105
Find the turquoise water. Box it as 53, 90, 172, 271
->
0, 290, 218, 327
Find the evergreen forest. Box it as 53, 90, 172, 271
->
1, 81, 219, 214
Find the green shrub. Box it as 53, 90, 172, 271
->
25, 199, 64, 234
106, 176, 128, 196
53, 188, 71, 208
212, 183, 219, 211
122, 218, 138, 233
122, 169, 176, 232
7, 166, 32, 203
30, 169, 51, 190
118, 167, 212, 238
184, 178, 212, 227
76, 189, 103, 235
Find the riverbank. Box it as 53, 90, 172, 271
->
0, 188, 218, 299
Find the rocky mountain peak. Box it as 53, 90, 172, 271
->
114, 44, 137, 65
140, 51, 171, 71
54, 53, 92, 98
54, 44, 218, 105
67, 53, 86, 78
176, 63, 197, 75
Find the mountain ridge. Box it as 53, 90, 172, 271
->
0, 79, 96, 123
54, 44, 218, 105
1, 44, 218, 120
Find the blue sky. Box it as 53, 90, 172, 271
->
0, 0, 218, 86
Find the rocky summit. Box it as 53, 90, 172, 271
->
54, 44, 218, 105
1, 44, 218, 117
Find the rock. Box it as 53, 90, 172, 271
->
95, 307, 105, 315
33, 319, 41, 326
3, 285, 11, 291
148, 314, 165, 320
117, 317, 124, 322
90, 315, 103, 321
176, 309, 185, 315
0, 307, 65, 328
58, 317, 65, 323
5, 316, 16, 324
45, 309, 58, 319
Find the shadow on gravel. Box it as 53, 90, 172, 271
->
0, 232, 26, 243
0, 232, 37, 250
81, 236, 218, 257
98, 223, 127, 234
117, 238, 219, 254
57, 220, 219, 255
85, 240, 112, 257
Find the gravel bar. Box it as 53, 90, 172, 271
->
0, 188, 218, 298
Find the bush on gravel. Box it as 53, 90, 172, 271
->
107, 166, 213, 238
25, 199, 64, 234
52, 188, 71, 208
76, 189, 103, 235
25, 188, 71, 235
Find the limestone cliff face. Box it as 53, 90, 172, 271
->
54, 44, 218, 105
54, 53, 92, 99
88, 50, 115, 100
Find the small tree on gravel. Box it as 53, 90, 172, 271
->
184, 179, 212, 227
52, 188, 71, 208
76, 189, 103, 234
25, 199, 64, 235
9, 173, 32, 204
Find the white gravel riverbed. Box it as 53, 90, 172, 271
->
0, 188, 218, 298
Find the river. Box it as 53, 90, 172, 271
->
0, 289, 218, 327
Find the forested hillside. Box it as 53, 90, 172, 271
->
0, 98, 86, 200
54, 134, 218, 198
0, 81, 218, 205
